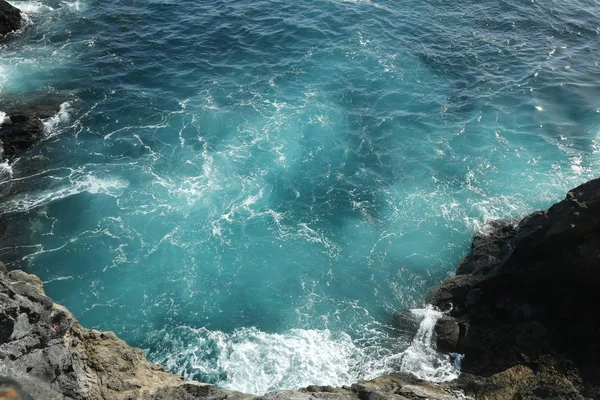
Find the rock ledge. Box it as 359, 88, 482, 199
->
430, 177, 600, 399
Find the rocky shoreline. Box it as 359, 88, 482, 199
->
2, 180, 599, 400
0, 263, 463, 400
430, 177, 600, 399
2, 1, 600, 398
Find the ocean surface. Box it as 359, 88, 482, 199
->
1, 0, 599, 394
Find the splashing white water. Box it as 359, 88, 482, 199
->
9, 0, 54, 13
0, 173, 128, 214
153, 326, 367, 395
9, 0, 55, 25
222, 328, 364, 394
0, 161, 13, 180
149, 305, 461, 396
43, 101, 73, 136
399, 305, 461, 382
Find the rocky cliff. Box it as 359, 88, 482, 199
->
431, 177, 600, 399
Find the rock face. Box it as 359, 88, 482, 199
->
430, 177, 600, 399
0, 111, 46, 161
0, 262, 235, 399
0, 0, 21, 36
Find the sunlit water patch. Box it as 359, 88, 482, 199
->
1, 0, 600, 393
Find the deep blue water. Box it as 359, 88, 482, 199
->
1, 0, 600, 393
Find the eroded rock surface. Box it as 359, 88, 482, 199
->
430, 177, 600, 399
0, 262, 223, 399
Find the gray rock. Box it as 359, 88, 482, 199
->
0, 112, 46, 161
9, 313, 33, 340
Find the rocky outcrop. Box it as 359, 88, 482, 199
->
0, 0, 21, 37
0, 111, 47, 161
0, 262, 239, 399
430, 177, 600, 399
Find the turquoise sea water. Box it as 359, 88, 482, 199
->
1, 0, 600, 393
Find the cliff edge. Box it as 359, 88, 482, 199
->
431, 177, 600, 399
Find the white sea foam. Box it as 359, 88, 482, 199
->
154, 327, 366, 395
11, 0, 83, 16
0, 161, 13, 180
42, 275, 74, 284
399, 305, 461, 382
9, 0, 55, 25
222, 328, 362, 394
10, 0, 54, 14
0, 173, 128, 214
43, 101, 73, 136
61, 0, 82, 11
150, 305, 459, 395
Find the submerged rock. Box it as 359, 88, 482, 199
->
0, 111, 46, 161
0, 0, 21, 36
430, 177, 600, 399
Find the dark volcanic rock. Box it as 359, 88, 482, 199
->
0, 111, 45, 160
433, 316, 461, 354
430, 177, 600, 399
0, 0, 21, 36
